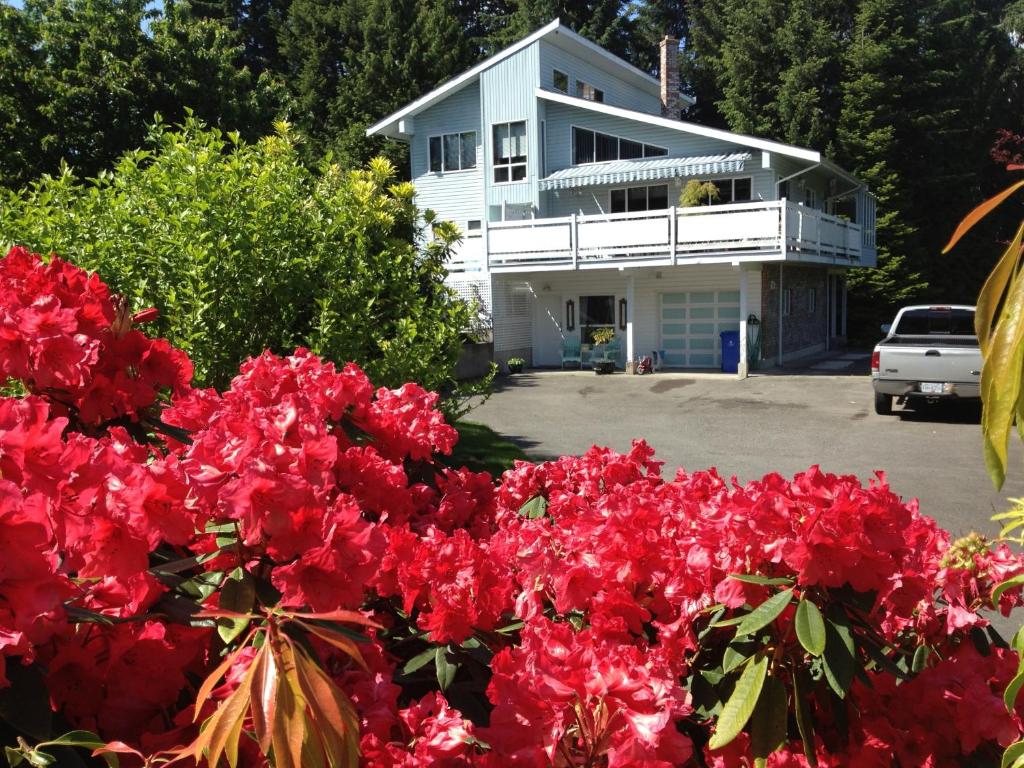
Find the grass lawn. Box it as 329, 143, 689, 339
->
446, 420, 528, 477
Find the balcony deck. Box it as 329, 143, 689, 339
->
448, 200, 875, 274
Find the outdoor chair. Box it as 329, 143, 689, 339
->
604, 337, 622, 366
561, 337, 582, 368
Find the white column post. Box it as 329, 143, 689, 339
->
481, 219, 491, 274
778, 263, 785, 367
626, 274, 635, 367
738, 267, 749, 379
669, 205, 678, 265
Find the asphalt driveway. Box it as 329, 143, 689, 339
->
468, 366, 1024, 541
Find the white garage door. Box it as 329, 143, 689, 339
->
660, 290, 741, 368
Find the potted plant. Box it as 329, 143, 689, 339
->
507, 356, 525, 374
590, 329, 616, 375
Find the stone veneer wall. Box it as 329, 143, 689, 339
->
760, 264, 829, 365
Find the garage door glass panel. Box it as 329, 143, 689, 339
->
663, 293, 686, 303
663, 323, 687, 334
690, 292, 715, 303
718, 306, 740, 319
662, 308, 685, 320
690, 307, 714, 319
719, 291, 740, 303
690, 323, 715, 334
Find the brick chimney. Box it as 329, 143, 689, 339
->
660, 36, 681, 119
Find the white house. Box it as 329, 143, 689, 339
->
368, 20, 876, 375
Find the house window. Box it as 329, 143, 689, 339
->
492, 121, 527, 183
610, 184, 669, 213
581, 295, 615, 344
467, 220, 481, 231
572, 127, 668, 165
782, 288, 792, 317
553, 69, 569, 93
428, 131, 476, 173
808, 287, 816, 313
709, 177, 753, 203
575, 80, 604, 102
804, 188, 818, 209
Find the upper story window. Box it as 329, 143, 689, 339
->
553, 69, 569, 93
575, 80, 604, 102
711, 177, 752, 203
572, 126, 668, 165
610, 184, 669, 213
493, 121, 527, 183
429, 131, 476, 173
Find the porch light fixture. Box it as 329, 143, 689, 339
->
618, 298, 627, 330
566, 299, 575, 331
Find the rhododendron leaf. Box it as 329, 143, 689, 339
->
436, 647, 458, 691
519, 495, 548, 519
64, 605, 116, 626
723, 640, 756, 674
975, 219, 1024, 357
273, 636, 309, 768
5, 747, 24, 767
1005, 669, 1024, 713
285, 609, 379, 628
249, 642, 278, 754
735, 588, 794, 637
24, 751, 54, 767
942, 178, 1024, 253
218, 569, 256, 644
1013, 625, 1024, 658
750, 675, 788, 766
729, 573, 795, 586
199, 644, 261, 768
294, 621, 369, 671
402, 647, 438, 675
994, 575, 1024, 604
292, 646, 360, 768
709, 653, 768, 750
712, 614, 750, 628
822, 610, 855, 698
795, 598, 826, 657
911, 644, 930, 673
495, 620, 524, 634
194, 643, 250, 721
1002, 740, 1024, 768
792, 667, 818, 766
860, 635, 909, 680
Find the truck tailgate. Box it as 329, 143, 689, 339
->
877, 337, 981, 383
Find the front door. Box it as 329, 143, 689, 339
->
534, 293, 564, 366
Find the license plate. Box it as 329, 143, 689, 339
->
920, 382, 944, 394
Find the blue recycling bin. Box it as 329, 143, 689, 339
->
720, 330, 740, 373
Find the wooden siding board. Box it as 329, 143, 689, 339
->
410, 81, 484, 230
538, 39, 660, 114
482, 42, 540, 212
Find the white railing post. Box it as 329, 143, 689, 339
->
481, 220, 491, 273
779, 199, 787, 258
669, 205, 677, 265
571, 213, 579, 269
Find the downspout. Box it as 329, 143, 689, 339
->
778, 264, 784, 367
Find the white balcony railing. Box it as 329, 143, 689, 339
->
449, 200, 873, 273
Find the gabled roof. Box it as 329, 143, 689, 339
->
539, 153, 752, 191
366, 20, 691, 140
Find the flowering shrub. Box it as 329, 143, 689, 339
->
4, 245, 1024, 767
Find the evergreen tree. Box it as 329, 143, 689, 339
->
488, 0, 638, 60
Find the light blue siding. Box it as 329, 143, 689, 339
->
481, 42, 540, 214
538, 39, 660, 114
410, 81, 484, 230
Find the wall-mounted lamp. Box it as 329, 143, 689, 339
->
566, 299, 576, 331
618, 298, 627, 331
655, 271, 663, 280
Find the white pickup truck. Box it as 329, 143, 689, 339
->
871, 305, 982, 415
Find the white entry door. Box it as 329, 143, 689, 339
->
660, 290, 741, 368
533, 293, 565, 366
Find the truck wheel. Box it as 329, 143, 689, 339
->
874, 392, 893, 415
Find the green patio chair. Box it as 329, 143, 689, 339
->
604, 337, 622, 366
561, 337, 582, 368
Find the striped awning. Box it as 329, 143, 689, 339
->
538, 152, 752, 191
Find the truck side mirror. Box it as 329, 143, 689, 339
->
880, 323, 891, 334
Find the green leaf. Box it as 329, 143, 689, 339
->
708, 653, 769, 750
792, 667, 818, 766
911, 644, 930, 673
795, 598, 826, 657
994, 575, 1024, 604
1005, 669, 1024, 713
728, 573, 795, 586
735, 588, 795, 637
402, 647, 437, 676
518, 495, 548, 519
217, 568, 255, 644
750, 675, 788, 765
1002, 740, 1024, 768
435, 647, 457, 691
5, 747, 24, 767
822, 608, 855, 698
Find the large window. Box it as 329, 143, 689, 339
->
553, 69, 569, 93
710, 177, 752, 203
572, 127, 668, 165
610, 184, 669, 214
428, 131, 476, 173
575, 80, 604, 102
581, 295, 615, 344
493, 121, 527, 183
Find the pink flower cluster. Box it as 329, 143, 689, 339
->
3, 246, 1024, 767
